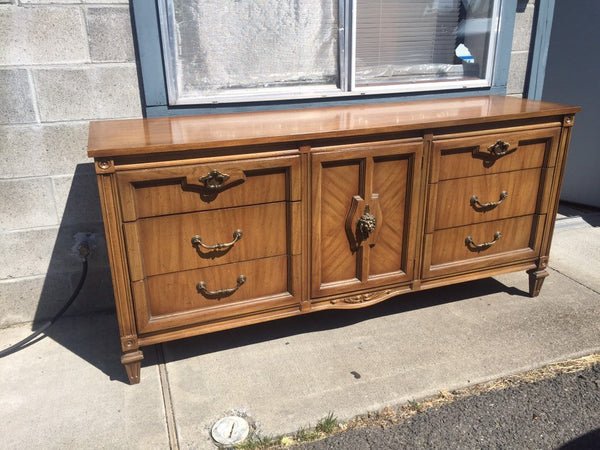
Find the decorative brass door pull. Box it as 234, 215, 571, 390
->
470, 191, 508, 210
197, 275, 246, 298
487, 140, 510, 157
199, 169, 230, 190
357, 204, 377, 239
191, 229, 243, 250
465, 231, 502, 251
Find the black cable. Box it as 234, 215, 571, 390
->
0, 247, 89, 358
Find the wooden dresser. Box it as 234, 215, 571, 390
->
88, 96, 579, 384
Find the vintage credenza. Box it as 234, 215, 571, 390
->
88, 96, 579, 383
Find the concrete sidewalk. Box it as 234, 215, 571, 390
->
1, 210, 599, 449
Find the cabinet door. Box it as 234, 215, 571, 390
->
311, 140, 422, 298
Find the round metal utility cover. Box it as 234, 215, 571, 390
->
211, 416, 250, 446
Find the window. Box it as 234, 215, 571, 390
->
155, 0, 504, 106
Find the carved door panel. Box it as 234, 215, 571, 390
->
311, 139, 422, 298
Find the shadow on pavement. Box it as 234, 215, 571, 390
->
161, 276, 528, 365
559, 428, 600, 449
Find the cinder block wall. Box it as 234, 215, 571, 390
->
0, 0, 535, 327
0, 0, 141, 327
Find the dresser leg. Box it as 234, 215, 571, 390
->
527, 269, 549, 297
121, 350, 144, 384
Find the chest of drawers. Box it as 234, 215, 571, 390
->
88, 96, 579, 383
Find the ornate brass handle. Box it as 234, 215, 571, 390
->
197, 275, 246, 298
191, 230, 243, 250
470, 191, 508, 209
357, 204, 377, 239
488, 140, 510, 157
199, 169, 230, 190
465, 231, 502, 251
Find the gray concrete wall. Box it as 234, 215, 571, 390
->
0, 0, 535, 327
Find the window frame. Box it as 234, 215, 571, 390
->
131, 0, 518, 117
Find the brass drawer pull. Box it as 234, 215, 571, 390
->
470, 191, 508, 210
199, 169, 230, 190
191, 229, 243, 250
357, 204, 377, 239
465, 231, 502, 251
488, 140, 510, 157
197, 275, 246, 298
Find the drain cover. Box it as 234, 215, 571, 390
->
211, 416, 250, 446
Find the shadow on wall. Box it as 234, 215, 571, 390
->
31, 163, 127, 381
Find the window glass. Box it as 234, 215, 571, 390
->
158, 0, 501, 104
161, 0, 339, 103
355, 0, 497, 87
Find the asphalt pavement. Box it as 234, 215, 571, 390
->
295, 361, 600, 449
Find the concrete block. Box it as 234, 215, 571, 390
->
507, 51, 529, 95
34, 66, 142, 121
82, 0, 129, 3
0, 178, 58, 232
0, 265, 114, 327
0, 274, 72, 327
0, 222, 108, 280
20, 1, 80, 4
0, 123, 90, 178
87, 7, 135, 62
0, 6, 88, 65
0, 69, 36, 124
512, 4, 534, 52
52, 173, 103, 225
0, 228, 58, 279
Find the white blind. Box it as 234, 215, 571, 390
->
355, 0, 462, 84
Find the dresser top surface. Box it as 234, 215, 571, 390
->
88, 96, 579, 158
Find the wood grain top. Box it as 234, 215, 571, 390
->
88, 96, 579, 158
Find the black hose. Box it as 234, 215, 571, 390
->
0, 255, 88, 358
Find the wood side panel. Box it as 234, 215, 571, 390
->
539, 124, 575, 261
96, 174, 139, 352
134, 202, 288, 277
434, 168, 542, 230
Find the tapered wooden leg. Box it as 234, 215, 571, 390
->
527, 268, 549, 297
121, 350, 144, 384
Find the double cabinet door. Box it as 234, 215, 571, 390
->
311, 139, 423, 298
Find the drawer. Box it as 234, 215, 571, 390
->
431, 127, 561, 181
132, 255, 300, 334
124, 202, 300, 280
117, 155, 301, 221
432, 168, 547, 230
423, 215, 544, 279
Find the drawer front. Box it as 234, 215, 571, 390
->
423, 215, 544, 279
124, 202, 298, 279
433, 168, 544, 230
432, 127, 560, 181
117, 155, 300, 221
133, 255, 300, 334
